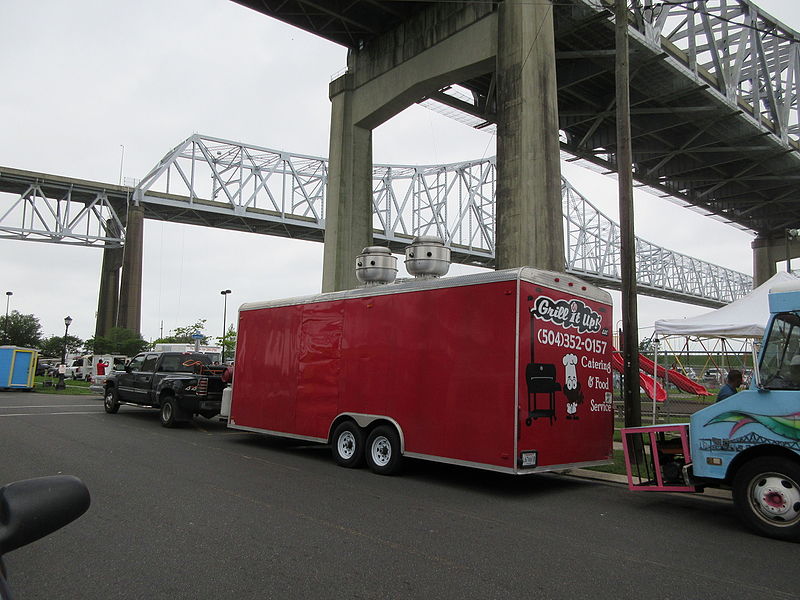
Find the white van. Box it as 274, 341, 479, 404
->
67, 354, 126, 381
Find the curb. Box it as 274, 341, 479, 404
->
568, 468, 732, 500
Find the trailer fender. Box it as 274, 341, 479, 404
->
330, 413, 405, 454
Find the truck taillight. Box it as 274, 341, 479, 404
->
197, 377, 208, 396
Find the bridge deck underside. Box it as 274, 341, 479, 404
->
246, 1, 800, 238
553, 2, 800, 237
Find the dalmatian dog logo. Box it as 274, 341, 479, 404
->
562, 353, 584, 420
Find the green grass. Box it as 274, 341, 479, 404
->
588, 450, 627, 475
32, 376, 98, 395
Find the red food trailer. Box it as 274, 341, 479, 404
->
228, 266, 614, 475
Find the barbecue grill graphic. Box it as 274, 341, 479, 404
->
525, 309, 561, 426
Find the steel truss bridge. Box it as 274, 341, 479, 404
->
242, 0, 800, 238
0, 134, 752, 308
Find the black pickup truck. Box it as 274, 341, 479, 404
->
103, 352, 226, 427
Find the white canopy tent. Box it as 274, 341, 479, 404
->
654, 271, 798, 339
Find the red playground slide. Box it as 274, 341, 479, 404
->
637, 353, 712, 396
611, 353, 666, 402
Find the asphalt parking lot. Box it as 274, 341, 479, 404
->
1, 392, 798, 600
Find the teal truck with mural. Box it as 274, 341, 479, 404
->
623, 280, 800, 542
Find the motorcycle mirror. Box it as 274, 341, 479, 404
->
0, 475, 90, 556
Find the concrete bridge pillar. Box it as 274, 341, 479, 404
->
752, 234, 800, 287
495, 0, 564, 271
94, 242, 123, 340
322, 73, 374, 293
117, 204, 144, 334
322, 2, 562, 290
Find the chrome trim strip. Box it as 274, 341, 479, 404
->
513, 274, 521, 469
403, 452, 517, 474
226, 422, 327, 444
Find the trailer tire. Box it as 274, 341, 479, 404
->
365, 425, 402, 475
103, 388, 120, 414
160, 397, 184, 428
732, 456, 800, 542
331, 421, 365, 468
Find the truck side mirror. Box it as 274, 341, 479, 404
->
752, 341, 762, 389
0, 476, 90, 556
124, 365, 132, 373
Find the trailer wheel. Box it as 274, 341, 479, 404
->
331, 421, 365, 468
160, 398, 183, 428
103, 388, 119, 414
732, 457, 800, 542
365, 425, 402, 475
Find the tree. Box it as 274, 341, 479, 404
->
86, 327, 148, 357
0, 310, 43, 348
217, 323, 237, 361
154, 320, 209, 345
39, 334, 84, 359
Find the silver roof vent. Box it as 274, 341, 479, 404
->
355, 246, 398, 286
405, 235, 450, 278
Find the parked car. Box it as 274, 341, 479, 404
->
35, 359, 58, 377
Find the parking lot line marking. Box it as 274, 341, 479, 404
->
0, 411, 102, 417
0, 404, 100, 409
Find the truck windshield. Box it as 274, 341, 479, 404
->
760, 312, 800, 390
160, 354, 212, 373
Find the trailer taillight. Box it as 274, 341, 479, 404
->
197, 377, 208, 396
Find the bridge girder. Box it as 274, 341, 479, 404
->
0, 134, 754, 307
0, 134, 755, 307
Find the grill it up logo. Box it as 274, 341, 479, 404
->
532, 296, 602, 334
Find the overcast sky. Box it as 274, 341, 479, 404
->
1, 0, 798, 347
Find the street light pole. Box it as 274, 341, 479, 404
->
56, 315, 73, 390
220, 290, 231, 363
3, 291, 11, 345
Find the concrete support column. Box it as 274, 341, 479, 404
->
322, 72, 374, 292
495, 0, 564, 271
752, 234, 800, 287
117, 204, 144, 334
94, 243, 123, 340
752, 236, 779, 287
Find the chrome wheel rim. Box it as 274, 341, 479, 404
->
104, 393, 114, 408
162, 403, 172, 422
748, 472, 800, 527
370, 436, 391, 467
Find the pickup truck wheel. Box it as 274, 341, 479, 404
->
733, 457, 800, 542
331, 421, 365, 468
160, 398, 182, 428
103, 388, 120, 414
365, 425, 402, 476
